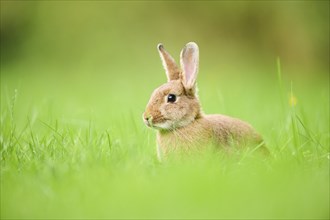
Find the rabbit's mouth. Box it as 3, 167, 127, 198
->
143, 115, 171, 130
143, 118, 153, 127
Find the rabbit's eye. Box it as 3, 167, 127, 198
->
167, 94, 177, 103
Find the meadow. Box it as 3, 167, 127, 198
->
1, 1, 329, 219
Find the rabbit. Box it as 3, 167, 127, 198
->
143, 42, 265, 160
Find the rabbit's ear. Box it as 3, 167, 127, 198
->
158, 43, 180, 81
180, 42, 199, 92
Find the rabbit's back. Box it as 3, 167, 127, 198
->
204, 114, 263, 146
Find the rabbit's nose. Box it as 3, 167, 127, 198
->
143, 112, 153, 127
143, 111, 151, 120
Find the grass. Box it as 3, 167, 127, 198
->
0, 59, 329, 219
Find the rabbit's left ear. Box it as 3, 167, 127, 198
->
158, 43, 181, 81
180, 42, 199, 93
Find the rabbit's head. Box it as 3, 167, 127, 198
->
143, 42, 202, 130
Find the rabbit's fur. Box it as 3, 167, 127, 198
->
143, 42, 264, 159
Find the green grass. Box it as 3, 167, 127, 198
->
1, 59, 329, 219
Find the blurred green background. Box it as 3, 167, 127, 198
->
1, 1, 329, 126
1, 1, 329, 219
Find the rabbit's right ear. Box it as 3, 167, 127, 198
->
157, 43, 180, 81
180, 42, 199, 93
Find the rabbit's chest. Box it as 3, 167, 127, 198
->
156, 123, 212, 156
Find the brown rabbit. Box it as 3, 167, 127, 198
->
143, 42, 264, 159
